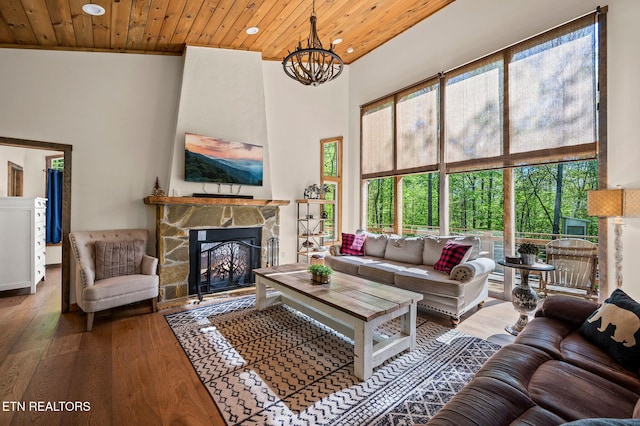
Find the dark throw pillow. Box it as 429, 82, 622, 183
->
433, 241, 472, 274
340, 233, 366, 256
95, 240, 145, 280
579, 289, 640, 373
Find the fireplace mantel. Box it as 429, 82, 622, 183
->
144, 196, 290, 207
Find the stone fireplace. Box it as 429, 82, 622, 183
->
144, 196, 289, 302
189, 227, 262, 298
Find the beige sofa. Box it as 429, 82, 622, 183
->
326, 233, 495, 326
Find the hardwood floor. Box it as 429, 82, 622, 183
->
0, 266, 518, 425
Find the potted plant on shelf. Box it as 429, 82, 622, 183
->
308, 264, 333, 284
518, 242, 539, 265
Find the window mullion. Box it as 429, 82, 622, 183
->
596, 7, 609, 302
394, 176, 403, 235
438, 73, 448, 235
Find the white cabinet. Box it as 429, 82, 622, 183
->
0, 197, 46, 294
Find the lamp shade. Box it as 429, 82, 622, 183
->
588, 189, 623, 217
623, 189, 640, 216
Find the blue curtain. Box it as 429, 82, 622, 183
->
46, 169, 63, 244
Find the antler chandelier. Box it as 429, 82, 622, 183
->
282, 0, 343, 86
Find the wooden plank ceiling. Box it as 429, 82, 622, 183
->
0, 0, 454, 64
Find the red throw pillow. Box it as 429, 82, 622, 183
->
434, 241, 472, 274
340, 233, 366, 256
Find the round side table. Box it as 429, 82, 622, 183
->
498, 260, 555, 336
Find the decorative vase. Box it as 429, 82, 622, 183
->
521, 253, 536, 265
311, 274, 331, 284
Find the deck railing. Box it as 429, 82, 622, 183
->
367, 224, 598, 253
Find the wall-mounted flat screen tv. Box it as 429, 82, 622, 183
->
185, 133, 263, 186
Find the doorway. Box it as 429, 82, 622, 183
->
7, 161, 24, 196
0, 137, 72, 312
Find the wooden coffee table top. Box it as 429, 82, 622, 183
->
254, 263, 423, 322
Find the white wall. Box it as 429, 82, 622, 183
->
0, 49, 183, 234
168, 47, 272, 199
166, 47, 350, 264
24, 148, 61, 197
262, 61, 350, 264
0, 46, 349, 275
347, 0, 640, 300
605, 0, 640, 301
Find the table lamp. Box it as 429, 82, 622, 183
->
588, 188, 640, 289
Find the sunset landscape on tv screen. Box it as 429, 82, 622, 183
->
185, 133, 263, 186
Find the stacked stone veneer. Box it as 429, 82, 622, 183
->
155, 204, 280, 301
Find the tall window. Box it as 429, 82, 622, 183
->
361, 10, 605, 296
515, 161, 598, 239
449, 170, 504, 232
445, 57, 503, 167
397, 81, 439, 173
366, 177, 395, 233
403, 173, 440, 235
509, 21, 596, 156
321, 137, 342, 241
362, 99, 394, 176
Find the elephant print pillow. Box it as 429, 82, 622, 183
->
579, 289, 640, 372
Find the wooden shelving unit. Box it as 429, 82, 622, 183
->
296, 199, 336, 263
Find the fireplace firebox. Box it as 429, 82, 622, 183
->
189, 227, 261, 300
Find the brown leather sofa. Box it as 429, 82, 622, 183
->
426, 295, 640, 425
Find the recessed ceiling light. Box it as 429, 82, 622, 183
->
82, 4, 105, 16
347, 47, 354, 54
333, 38, 343, 45
246, 27, 259, 35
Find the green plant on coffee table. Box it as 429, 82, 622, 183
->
308, 264, 333, 276
517, 242, 539, 255
308, 264, 333, 284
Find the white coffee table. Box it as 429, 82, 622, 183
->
254, 263, 423, 381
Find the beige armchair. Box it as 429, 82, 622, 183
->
69, 229, 159, 331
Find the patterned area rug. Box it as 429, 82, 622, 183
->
165, 296, 500, 425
